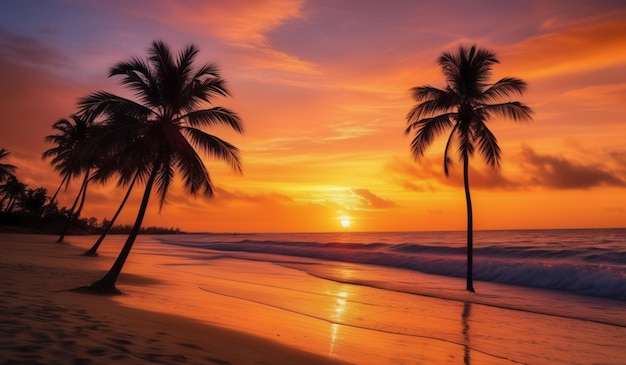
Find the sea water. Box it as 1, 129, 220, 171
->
156, 228, 626, 301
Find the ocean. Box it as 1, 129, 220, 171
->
156, 228, 626, 302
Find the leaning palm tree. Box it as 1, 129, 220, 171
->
79, 40, 244, 293
43, 115, 92, 205
43, 115, 97, 242
405, 45, 532, 292
0, 148, 16, 183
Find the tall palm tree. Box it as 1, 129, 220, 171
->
0, 148, 16, 183
405, 45, 532, 292
79, 40, 244, 293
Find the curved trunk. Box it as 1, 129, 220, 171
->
89, 161, 159, 294
83, 173, 138, 256
463, 153, 475, 292
49, 173, 70, 206
57, 169, 90, 243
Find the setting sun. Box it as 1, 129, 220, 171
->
340, 216, 351, 229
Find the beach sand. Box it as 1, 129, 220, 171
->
1, 233, 625, 364
0, 234, 352, 365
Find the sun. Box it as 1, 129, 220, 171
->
340, 216, 351, 229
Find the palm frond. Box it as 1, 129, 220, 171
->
443, 124, 459, 176
406, 114, 454, 159
173, 136, 213, 197
406, 86, 456, 121
181, 127, 243, 173
110, 56, 156, 107
482, 77, 527, 102
472, 121, 501, 169
456, 124, 475, 159
193, 62, 221, 80
154, 154, 175, 210
183, 107, 244, 133
176, 44, 199, 83
149, 40, 175, 81
0, 148, 16, 181
482, 102, 533, 122
78, 91, 153, 121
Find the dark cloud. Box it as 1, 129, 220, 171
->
351, 188, 396, 209
519, 145, 626, 189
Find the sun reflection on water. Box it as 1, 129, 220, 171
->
329, 288, 349, 357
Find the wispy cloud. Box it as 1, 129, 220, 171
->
351, 188, 396, 209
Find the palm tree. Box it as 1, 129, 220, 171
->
79, 40, 244, 293
405, 45, 532, 292
0, 148, 16, 183
43, 115, 96, 242
0, 176, 26, 213
20, 187, 48, 219
43, 116, 90, 204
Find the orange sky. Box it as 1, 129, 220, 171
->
1, 1, 625, 233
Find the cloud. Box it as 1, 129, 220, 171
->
519, 145, 626, 189
212, 186, 294, 205
0, 27, 70, 70
501, 10, 626, 80
351, 188, 396, 209
562, 83, 626, 111
386, 156, 519, 192
112, 0, 317, 75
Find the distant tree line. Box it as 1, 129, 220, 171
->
0, 148, 181, 235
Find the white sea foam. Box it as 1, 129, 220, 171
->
156, 228, 626, 301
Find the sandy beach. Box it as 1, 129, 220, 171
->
0, 234, 352, 365
1, 233, 625, 364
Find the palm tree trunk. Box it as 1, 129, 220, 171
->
89, 162, 159, 294
5, 197, 16, 213
49, 173, 70, 206
463, 153, 475, 292
83, 173, 138, 256
57, 170, 89, 243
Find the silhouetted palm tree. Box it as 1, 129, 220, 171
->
405, 45, 532, 292
43, 115, 97, 242
20, 187, 48, 219
43, 116, 90, 203
0, 148, 16, 183
0, 176, 26, 213
79, 40, 244, 293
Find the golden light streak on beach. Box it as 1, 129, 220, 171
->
329, 289, 349, 357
